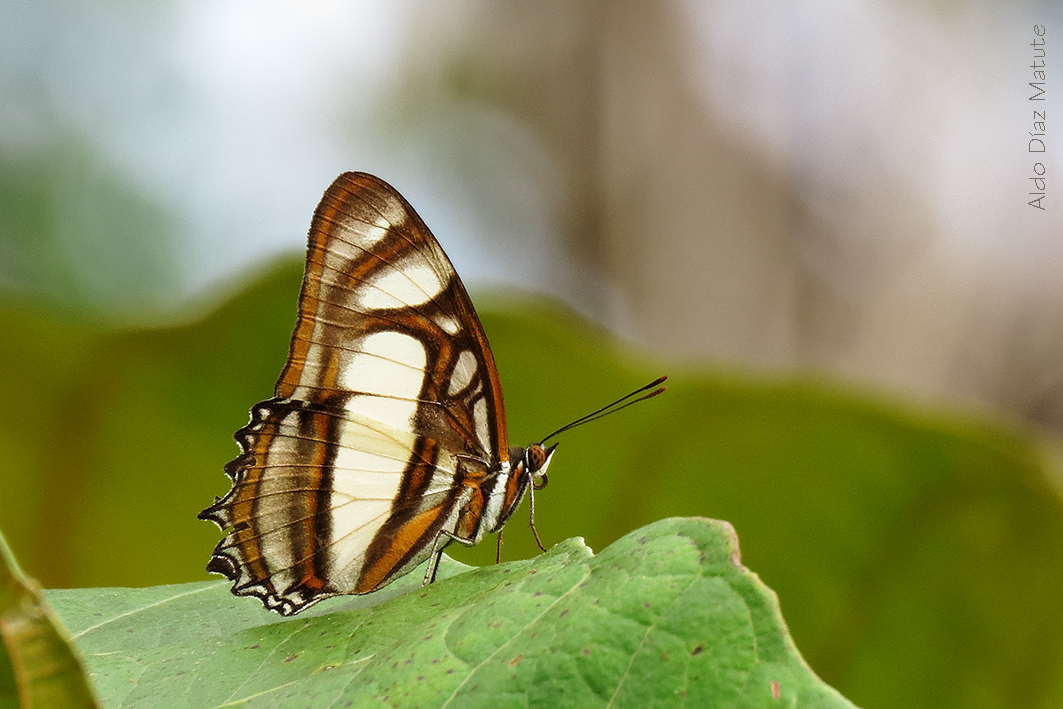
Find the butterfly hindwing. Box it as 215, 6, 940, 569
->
200, 173, 513, 614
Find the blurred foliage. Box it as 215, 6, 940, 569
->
0, 528, 99, 708
0, 151, 181, 322
1, 260, 1062, 709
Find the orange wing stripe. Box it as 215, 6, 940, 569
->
355, 505, 447, 593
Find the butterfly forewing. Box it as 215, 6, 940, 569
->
200, 172, 511, 614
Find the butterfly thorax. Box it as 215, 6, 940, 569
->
480, 442, 556, 534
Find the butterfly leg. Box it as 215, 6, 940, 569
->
423, 539, 447, 586
527, 481, 547, 552
422, 529, 479, 586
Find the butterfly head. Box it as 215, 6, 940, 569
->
526, 442, 557, 490
510, 442, 558, 490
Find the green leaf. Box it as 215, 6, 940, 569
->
48, 518, 854, 708
0, 528, 100, 708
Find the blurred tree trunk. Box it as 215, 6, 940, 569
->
431, 0, 1063, 435
445, 0, 802, 367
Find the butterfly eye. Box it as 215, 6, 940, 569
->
526, 443, 556, 491
527, 444, 546, 471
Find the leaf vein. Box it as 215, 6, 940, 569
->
439, 566, 593, 708
69, 582, 228, 639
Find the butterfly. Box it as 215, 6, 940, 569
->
199, 172, 665, 615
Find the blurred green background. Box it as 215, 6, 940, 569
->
2, 264, 1063, 709
3, 3, 1063, 709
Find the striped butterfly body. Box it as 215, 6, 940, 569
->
201, 172, 665, 616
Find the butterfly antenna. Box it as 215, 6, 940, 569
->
540, 376, 667, 444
